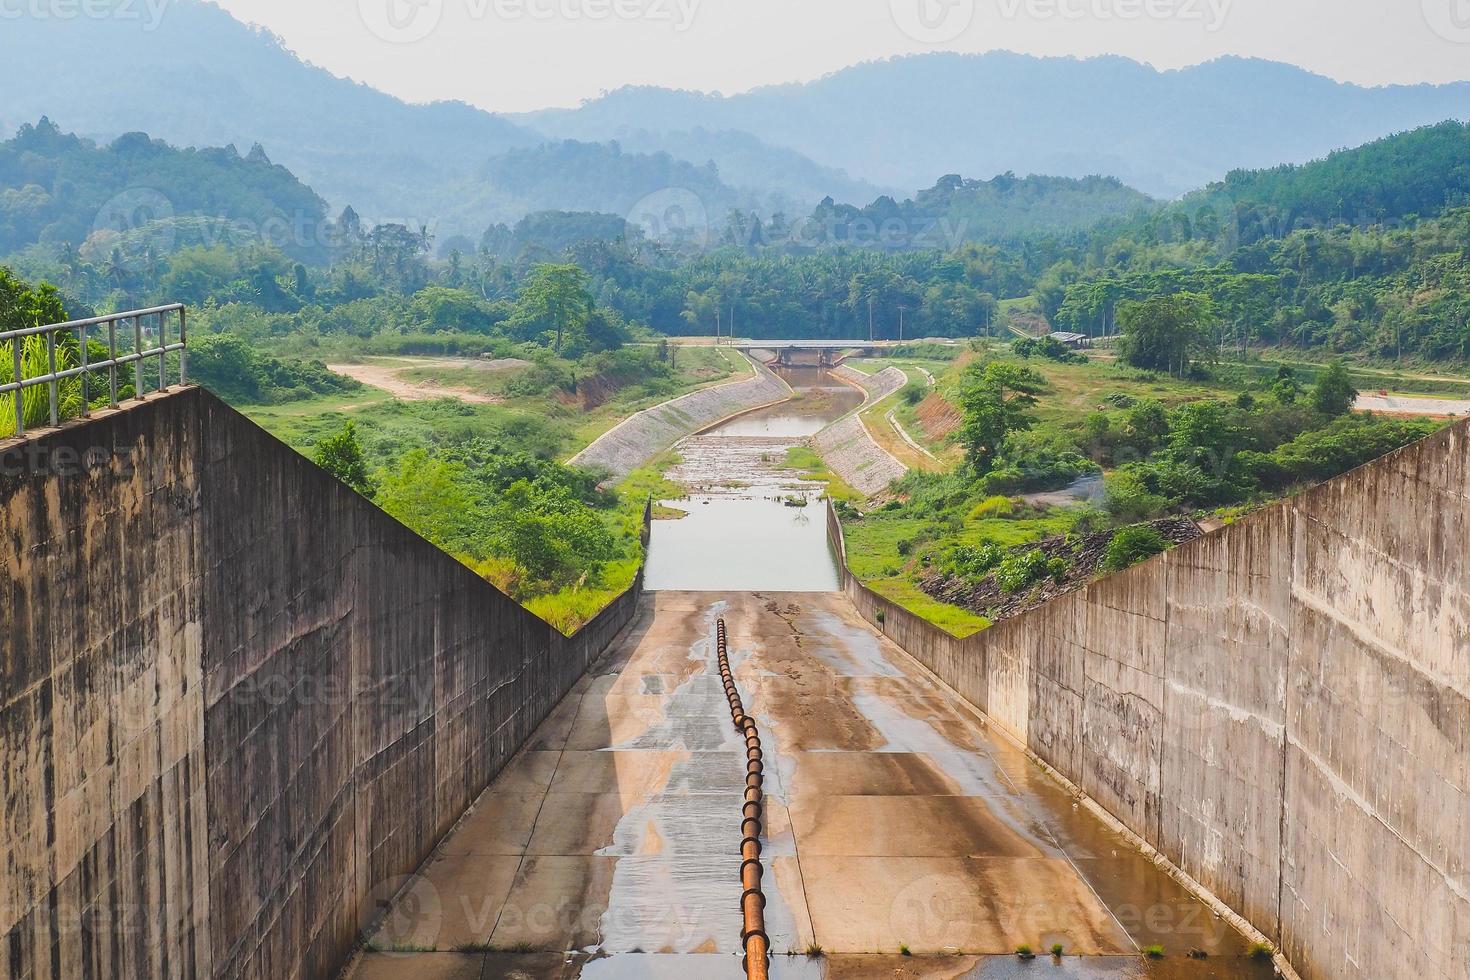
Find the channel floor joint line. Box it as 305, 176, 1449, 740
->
717, 618, 769, 980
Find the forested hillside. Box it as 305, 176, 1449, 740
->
798, 173, 1156, 248
0, 118, 331, 262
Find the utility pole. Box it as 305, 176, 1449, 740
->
715, 309, 722, 345
898, 306, 906, 343
868, 295, 875, 343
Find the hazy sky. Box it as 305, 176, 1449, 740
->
213, 0, 1470, 112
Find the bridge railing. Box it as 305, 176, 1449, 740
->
0, 303, 186, 437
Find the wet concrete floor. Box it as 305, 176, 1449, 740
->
348, 592, 1274, 979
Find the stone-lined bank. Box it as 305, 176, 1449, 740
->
569, 353, 792, 480
811, 365, 910, 496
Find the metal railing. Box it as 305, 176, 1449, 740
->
0, 304, 187, 437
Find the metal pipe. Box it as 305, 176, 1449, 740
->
717, 619, 770, 980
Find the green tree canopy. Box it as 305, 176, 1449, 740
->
1116, 292, 1216, 377
955, 360, 1047, 474
1311, 359, 1358, 416
313, 421, 373, 495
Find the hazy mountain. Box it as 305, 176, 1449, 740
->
606, 127, 897, 214
0, 1, 890, 236
522, 53, 1470, 199
436, 140, 746, 241
0, 0, 541, 228
803, 173, 1157, 249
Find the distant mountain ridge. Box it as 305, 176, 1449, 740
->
4, 3, 1470, 233
523, 53, 1470, 198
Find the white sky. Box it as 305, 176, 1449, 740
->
213, 0, 1470, 112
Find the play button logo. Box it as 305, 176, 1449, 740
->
360, 0, 444, 44
891, 0, 976, 43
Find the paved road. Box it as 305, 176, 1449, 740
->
348, 592, 1272, 979
1356, 393, 1470, 416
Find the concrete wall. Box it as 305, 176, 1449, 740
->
829, 419, 1470, 980
1, 387, 644, 980
569, 353, 791, 480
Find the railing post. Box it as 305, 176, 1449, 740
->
79, 323, 89, 417
178, 307, 187, 386
157, 311, 167, 392
47, 329, 58, 428
12, 337, 22, 435
108, 315, 119, 408
133, 315, 144, 401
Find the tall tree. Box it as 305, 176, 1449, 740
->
510, 263, 593, 352
1116, 292, 1216, 377
955, 361, 1047, 473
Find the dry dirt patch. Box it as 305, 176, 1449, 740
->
326, 358, 522, 404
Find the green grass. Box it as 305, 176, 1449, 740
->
781, 446, 863, 503
841, 503, 1078, 638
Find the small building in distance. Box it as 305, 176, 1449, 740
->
1048, 331, 1091, 349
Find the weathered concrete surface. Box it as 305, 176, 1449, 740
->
812, 415, 909, 496
568, 355, 792, 480
831, 365, 907, 403
1, 396, 211, 980
810, 366, 911, 496
832, 419, 1470, 980
1, 387, 643, 980
348, 592, 1272, 977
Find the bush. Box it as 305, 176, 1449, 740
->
899, 380, 926, 405
1103, 526, 1169, 572
996, 548, 1059, 593
967, 495, 1014, 520
1012, 336, 1082, 362
946, 543, 1004, 581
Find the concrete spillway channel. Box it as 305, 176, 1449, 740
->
347, 592, 1277, 979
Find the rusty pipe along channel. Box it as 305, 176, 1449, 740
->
717, 619, 770, 980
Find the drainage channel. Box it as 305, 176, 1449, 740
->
716, 618, 770, 980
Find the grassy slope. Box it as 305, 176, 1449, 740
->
242, 348, 743, 634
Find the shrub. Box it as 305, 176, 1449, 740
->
899, 380, 926, 405
967, 495, 1014, 520
946, 543, 1004, 581
1102, 526, 1169, 572
996, 548, 1057, 593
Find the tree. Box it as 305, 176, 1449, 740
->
1311, 359, 1358, 416
509, 263, 593, 352
313, 421, 373, 495
955, 361, 1047, 473
1116, 292, 1216, 376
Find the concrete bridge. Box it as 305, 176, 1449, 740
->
2, 308, 1465, 980
731, 339, 904, 367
